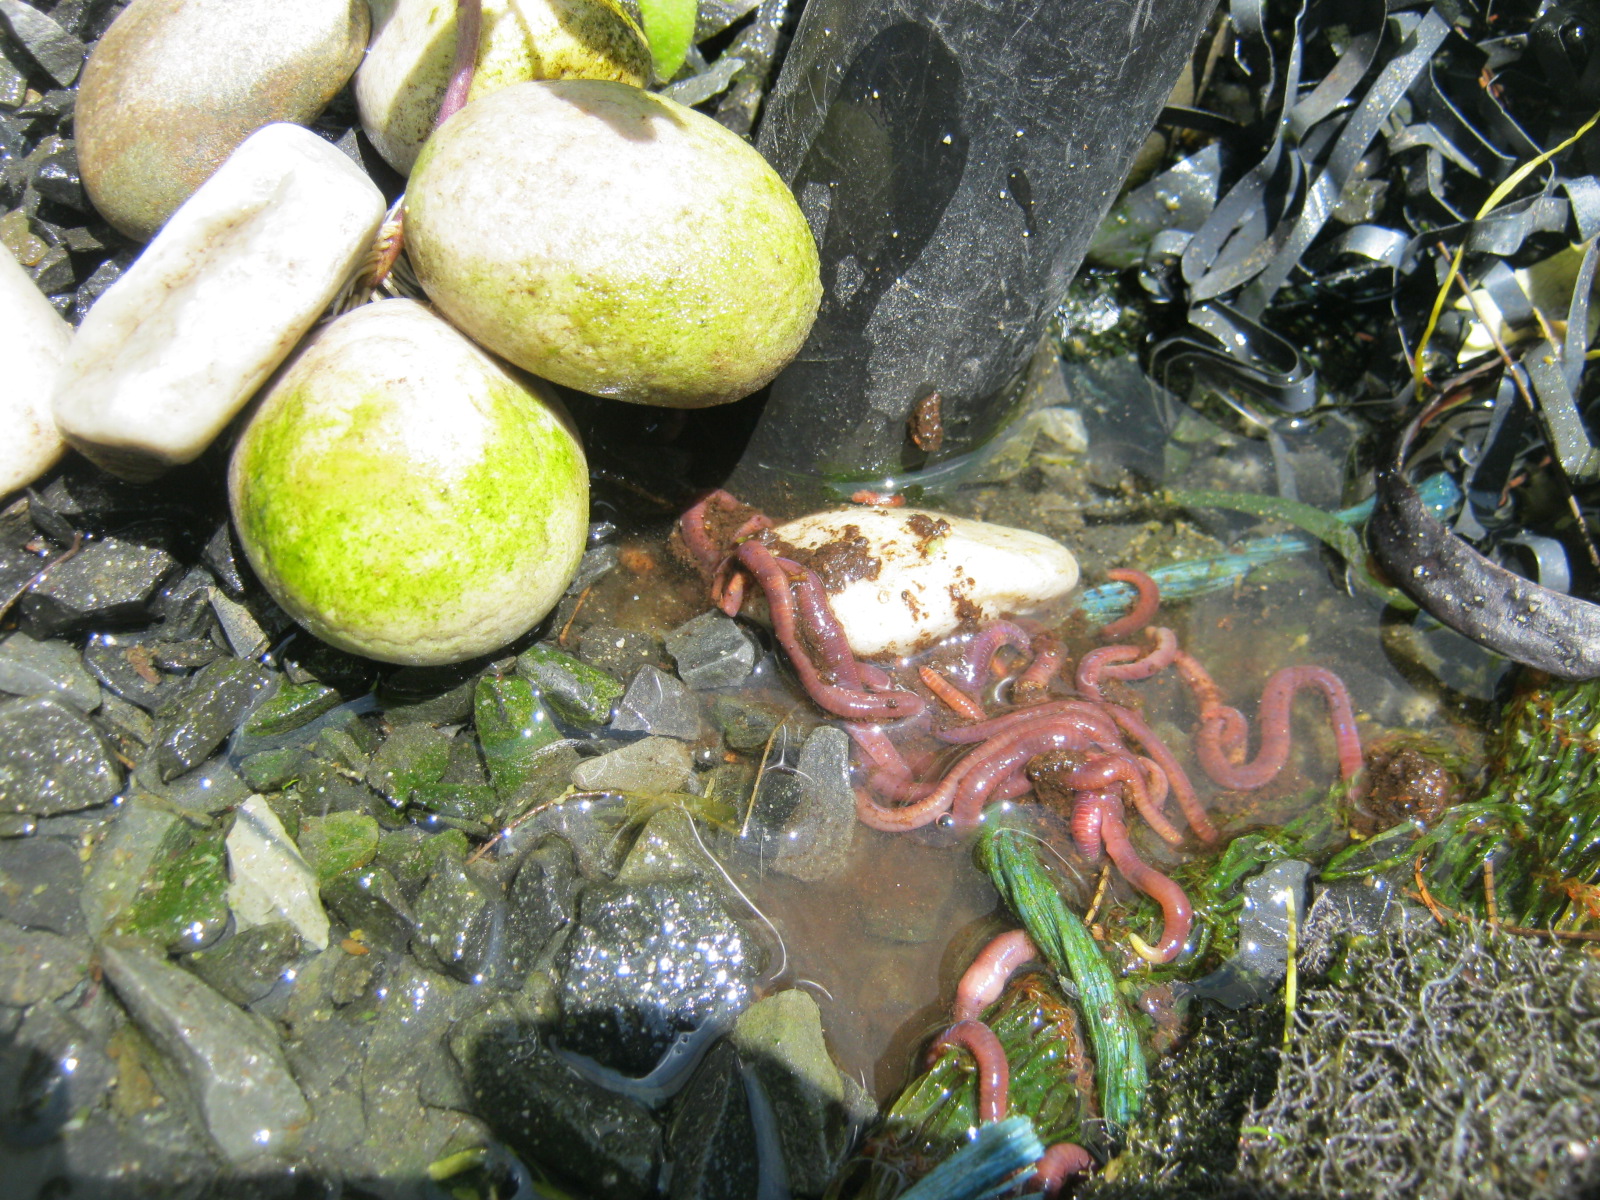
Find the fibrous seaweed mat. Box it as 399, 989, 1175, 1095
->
1239, 922, 1600, 1199
1087, 921, 1600, 1200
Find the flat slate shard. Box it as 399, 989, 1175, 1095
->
98, 938, 311, 1164
665, 610, 759, 689
18, 536, 178, 638
0, 693, 121, 815
612, 664, 703, 740
0, 0, 87, 85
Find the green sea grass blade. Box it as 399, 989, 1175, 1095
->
978, 827, 1147, 1132
638, 0, 697, 81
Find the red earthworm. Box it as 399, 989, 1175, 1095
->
677, 489, 740, 576
858, 662, 896, 691
919, 666, 987, 720
926, 1019, 1009, 1124
1103, 704, 1218, 843
1138, 755, 1168, 809
934, 700, 1122, 750
1064, 751, 1183, 846
783, 557, 864, 690
736, 540, 925, 722
948, 722, 1108, 827
1099, 567, 1160, 638
1012, 637, 1065, 700
1098, 801, 1192, 964
1070, 791, 1108, 859
959, 622, 1033, 687
1076, 627, 1181, 702
1032, 1143, 1096, 1194
953, 930, 1038, 1022
1194, 665, 1363, 790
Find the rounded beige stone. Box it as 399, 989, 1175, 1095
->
403, 79, 821, 409
0, 248, 70, 495
358, 0, 651, 176
77, 0, 369, 241
229, 299, 589, 666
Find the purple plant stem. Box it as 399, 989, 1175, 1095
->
436, 0, 484, 128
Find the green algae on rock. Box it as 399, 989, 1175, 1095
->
229, 299, 588, 666
403, 79, 822, 408
357, 0, 651, 177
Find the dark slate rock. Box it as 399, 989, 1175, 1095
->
767, 726, 855, 883
712, 693, 783, 753
666, 1040, 763, 1200
475, 673, 562, 797
414, 848, 507, 984
82, 632, 187, 710
322, 866, 416, 954
0, 43, 26, 105
200, 518, 246, 595
71, 250, 126, 321
98, 938, 311, 1164
0, 629, 100, 710
19, 535, 178, 638
558, 879, 760, 1076
612, 665, 703, 740
665, 611, 758, 690
183, 921, 303, 1007
0, 1000, 116, 1146
0, 917, 89, 1004
570, 735, 694, 794
452, 1009, 661, 1200
377, 662, 479, 724
0, 694, 121, 815
516, 643, 623, 727
365, 720, 450, 802
503, 837, 580, 975
0, 0, 86, 85
0, 834, 84, 934
30, 138, 81, 209
27, 241, 70, 290
150, 658, 273, 781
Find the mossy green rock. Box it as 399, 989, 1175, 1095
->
229, 299, 588, 666
358, 0, 650, 176
404, 80, 822, 408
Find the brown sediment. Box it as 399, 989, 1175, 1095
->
774, 523, 882, 592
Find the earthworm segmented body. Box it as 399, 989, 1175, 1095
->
678, 492, 1362, 967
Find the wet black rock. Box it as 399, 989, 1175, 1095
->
753, 725, 855, 884
322, 866, 416, 954
414, 846, 507, 983
558, 878, 761, 1076
81, 632, 185, 710
0, 0, 87, 86
517, 643, 624, 727
667, 1039, 764, 1200
18, 535, 178, 638
453, 1009, 662, 1200
0, 917, 89, 1005
30, 137, 82, 209
0, 834, 85, 934
0, 999, 117, 1147
503, 836, 580, 975
665, 611, 759, 690
149, 657, 273, 780
183, 921, 303, 1007
712, 693, 783, 752
0, 693, 120, 815
376, 662, 478, 724
71, 246, 129, 321
98, 938, 311, 1164
0, 629, 100, 710
612, 664, 703, 740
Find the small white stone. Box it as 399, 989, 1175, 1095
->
772, 507, 1080, 657
226, 793, 329, 950
0, 248, 70, 494
53, 123, 385, 481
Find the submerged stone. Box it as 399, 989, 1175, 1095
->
0, 693, 122, 816
0, 632, 101, 711
296, 811, 380, 883
82, 631, 187, 711
0, 834, 86, 936
517, 643, 624, 727
243, 679, 343, 739
19, 536, 178, 638
226, 794, 330, 950
98, 938, 311, 1164
184, 920, 303, 1006
612, 664, 702, 740
764, 724, 855, 884
112, 817, 229, 952
414, 845, 506, 983
0, 917, 90, 1005
322, 866, 417, 954
665, 611, 759, 690
452, 1009, 662, 1200
571, 735, 694, 795
712, 693, 783, 753
475, 673, 563, 796
151, 657, 273, 781
503, 836, 580, 976
666, 1039, 763, 1200
365, 721, 450, 803
558, 878, 760, 1075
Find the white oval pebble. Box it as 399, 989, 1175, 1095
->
772, 507, 1080, 657
0, 249, 70, 495
52, 123, 385, 481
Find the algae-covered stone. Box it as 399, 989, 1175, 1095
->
76, 0, 369, 240
111, 818, 230, 952
516, 644, 622, 727
404, 80, 821, 408
297, 811, 380, 883
475, 674, 562, 796
229, 299, 589, 666
358, 0, 650, 176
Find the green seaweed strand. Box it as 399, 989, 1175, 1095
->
978, 827, 1147, 1131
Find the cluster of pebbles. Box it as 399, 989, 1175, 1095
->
0, 2, 888, 1197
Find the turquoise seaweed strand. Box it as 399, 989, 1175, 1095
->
978, 826, 1147, 1132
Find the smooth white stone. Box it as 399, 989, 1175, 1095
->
225, 793, 330, 950
0, 248, 70, 494
53, 123, 385, 481
772, 508, 1080, 657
